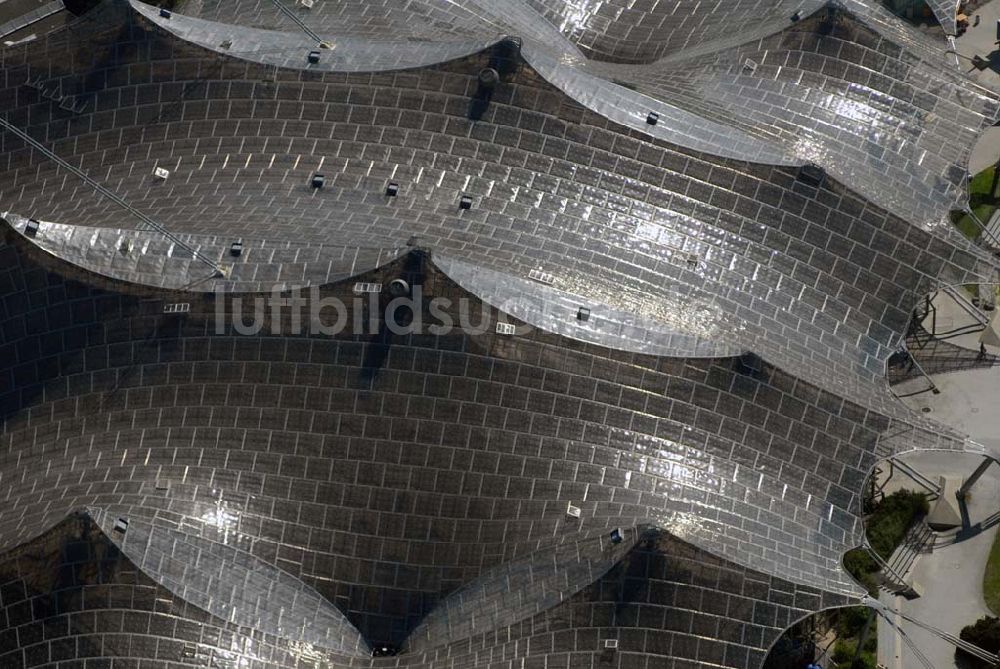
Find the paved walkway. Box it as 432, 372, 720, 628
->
919, 288, 990, 353
970, 128, 1000, 175
886, 288, 1000, 664
896, 367, 1000, 451
957, 1, 1000, 92
873, 7, 1000, 666
889, 289, 999, 387
875, 449, 1000, 668
957, 2, 1000, 174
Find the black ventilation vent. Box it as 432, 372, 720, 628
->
798, 163, 825, 187
735, 351, 765, 378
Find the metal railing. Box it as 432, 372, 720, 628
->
915, 290, 987, 343
883, 521, 934, 587
941, 285, 990, 326
887, 296, 998, 391
964, 206, 1000, 256
890, 460, 942, 498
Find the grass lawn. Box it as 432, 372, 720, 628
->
953, 166, 1000, 242
983, 529, 1000, 615
954, 206, 993, 241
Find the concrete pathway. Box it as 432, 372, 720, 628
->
875, 450, 1000, 668
957, 1, 1000, 176
878, 521, 999, 669
867, 9, 1000, 663
896, 367, 1000, 451
919, 287, 992, 353
956, 1, 1000, 92
970, 128, 1000, 175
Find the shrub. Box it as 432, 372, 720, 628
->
985, 528, 1000, 616
832, 639, 857, 664
958, 616, 1000, 668
866, 490, 929, 560
843, 490, 929, 595
961, 616, 1000, 653
836, 606, 872, 638
843, 548, 880, 595
850, 651, 877, 669
830, 641, 876, 668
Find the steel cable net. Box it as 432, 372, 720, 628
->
0, 0, 997, 667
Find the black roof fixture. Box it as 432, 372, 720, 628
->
307, 50, 320, 64
609, 528, 624, 544
492, 36, 522, 78
577, 307, 591, 322
735, 351, 766, 379
469, 37, 522, 120
469, 69, 499, 121
385, 181, 399, 197
24, 219, 39, 237
459, 194, 473, 210
230, 241, 243, 258
311, 173, 325, 189
388, 279, 410, 298
478, 67, 500, 90
646, 111, 659, 126
159, 8, 171, 18
887, 348, 911, 368
797, 163, 825, 188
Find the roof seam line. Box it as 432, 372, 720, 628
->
0, 115, 221, 273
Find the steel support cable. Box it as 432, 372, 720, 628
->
0, 115, 221, 274
268, 0, 323, 43
878, 610, 936, 669
867, 598, 1000, 665
895, 339, 939, 397
865, 545, 910, 590
939, 285, 990, 327
895, 609, 999, 664
889, 459, 941, 494
966, 206, 1000, 253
